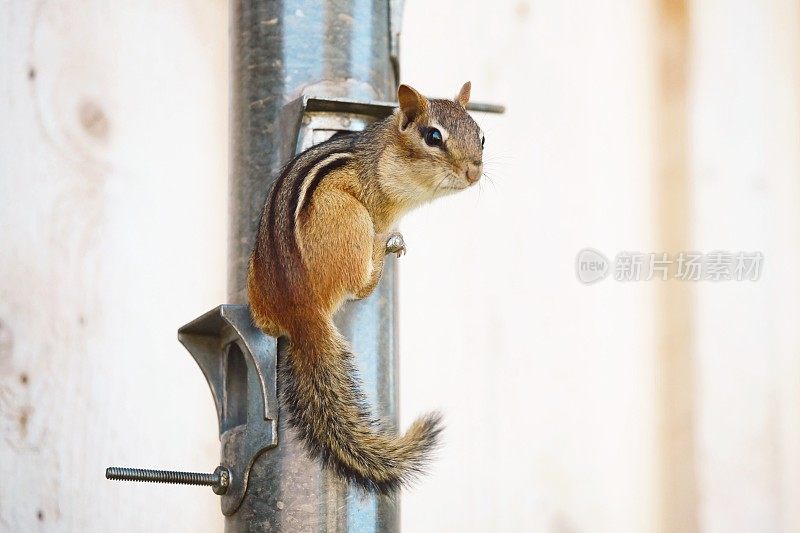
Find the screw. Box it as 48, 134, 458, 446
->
106, 465, 231, 495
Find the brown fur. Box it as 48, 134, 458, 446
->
247, 83, 484, 493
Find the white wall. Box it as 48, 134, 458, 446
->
399, 1, 657, 532
2, 1, 799, 532
0, 2, 227, 531
399, 0, 800, 532
690, 1, 800, 532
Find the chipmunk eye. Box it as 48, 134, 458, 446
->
424, 128, 443, 147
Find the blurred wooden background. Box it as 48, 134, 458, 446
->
2, 1, 799, 532
0, 2, 228, 531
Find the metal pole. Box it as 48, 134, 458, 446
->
227, 1, 399, 531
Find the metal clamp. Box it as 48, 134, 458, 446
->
105, 305, 277, 516
177, 304, 278, 516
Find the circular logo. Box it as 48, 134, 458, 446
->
575, 248, 610, 284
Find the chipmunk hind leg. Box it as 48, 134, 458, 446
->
298, 188, 377, 309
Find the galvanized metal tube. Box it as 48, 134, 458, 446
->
228, 1, 399, 531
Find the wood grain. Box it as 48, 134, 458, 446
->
0, 1, 227, 530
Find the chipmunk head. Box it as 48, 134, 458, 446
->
385, 82, 484, 204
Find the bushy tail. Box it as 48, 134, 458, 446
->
281, 317, 442, 494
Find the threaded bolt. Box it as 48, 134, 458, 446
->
106, 465, 231, 495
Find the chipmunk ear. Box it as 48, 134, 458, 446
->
455, 81, 471, 108
398, 84, 429, 128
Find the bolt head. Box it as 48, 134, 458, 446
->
213, 466, 231, 495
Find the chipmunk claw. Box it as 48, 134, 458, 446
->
385, 232, 407, 257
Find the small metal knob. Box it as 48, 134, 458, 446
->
106, 465, 231, 495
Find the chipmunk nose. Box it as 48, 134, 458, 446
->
465, 161, 483, 183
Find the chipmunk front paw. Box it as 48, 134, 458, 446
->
385, 232, 407, 257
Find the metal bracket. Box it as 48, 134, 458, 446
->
296, 96, 398, 151
291, 94, 505, 155
178, 304, 278, 516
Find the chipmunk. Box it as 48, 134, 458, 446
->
247, 82, 484, 494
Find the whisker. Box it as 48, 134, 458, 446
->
480, 172, 498, 191
432, 172, 452, 196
